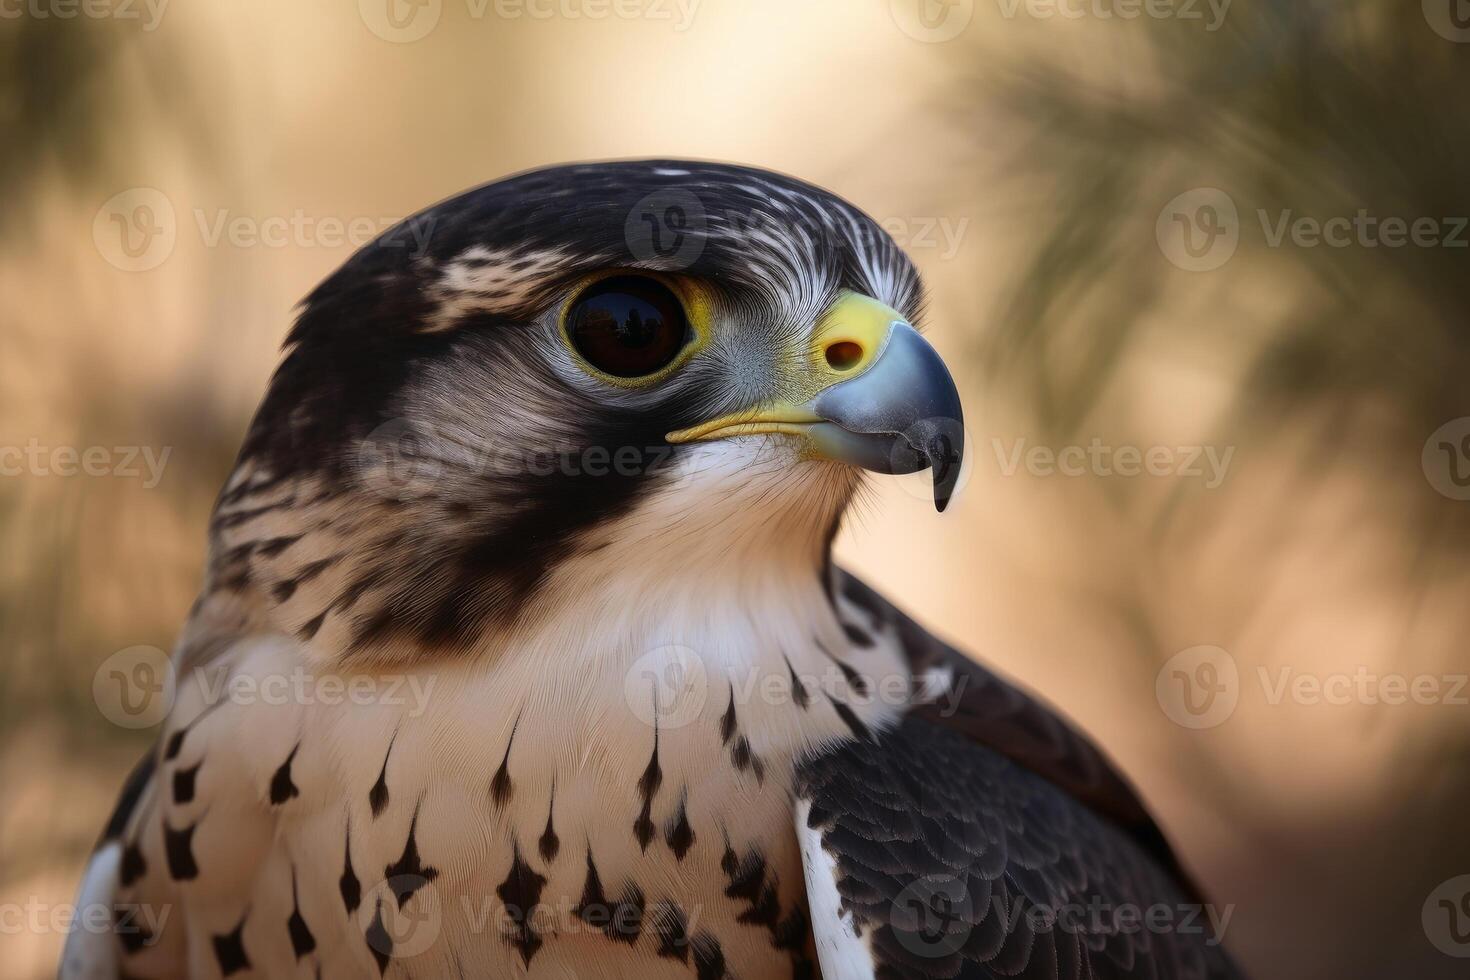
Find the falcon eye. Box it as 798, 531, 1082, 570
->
566, 276, 690, 379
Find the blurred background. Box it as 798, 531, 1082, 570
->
3, 0, 1470, 976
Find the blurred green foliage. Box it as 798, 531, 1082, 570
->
983, 0, 1469, 436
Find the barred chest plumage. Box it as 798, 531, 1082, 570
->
106, 475, 917, 979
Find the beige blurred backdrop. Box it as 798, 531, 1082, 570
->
4, 1, 1470, 977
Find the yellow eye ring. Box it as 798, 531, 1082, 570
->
557, 271, 712, 388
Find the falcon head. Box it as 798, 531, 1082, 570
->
219, 161, 963, 657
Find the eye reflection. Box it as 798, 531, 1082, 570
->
567, 276, 689, 378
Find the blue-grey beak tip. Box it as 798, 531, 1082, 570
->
812, 323, 965, 512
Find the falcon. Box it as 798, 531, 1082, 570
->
63, 161, 1241, 979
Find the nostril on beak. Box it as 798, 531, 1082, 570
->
824, 340, 864, 372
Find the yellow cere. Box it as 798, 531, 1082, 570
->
666, 290, 906, 445
808, 290, 902, 382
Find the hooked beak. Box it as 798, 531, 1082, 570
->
665, 292, 965, 512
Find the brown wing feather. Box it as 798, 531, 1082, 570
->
833, 567, 1209, 905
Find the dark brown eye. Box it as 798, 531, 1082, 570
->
567, 276, 690, 378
